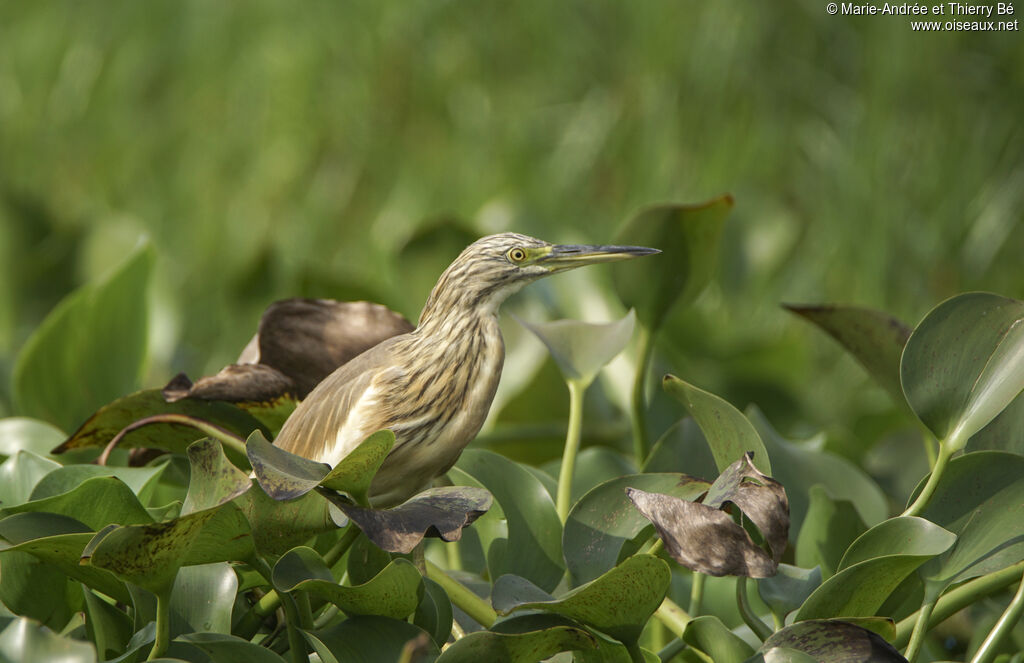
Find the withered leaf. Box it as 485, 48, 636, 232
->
321, 486, 492, 554
703, 452, 789, 563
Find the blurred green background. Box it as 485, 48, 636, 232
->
1, 1, 1022, 470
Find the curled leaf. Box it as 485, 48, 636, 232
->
518, 310, 636, 386
703, 452, 788, 563
322, 486, 492, 554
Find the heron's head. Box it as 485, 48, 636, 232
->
419, 232, 659, 324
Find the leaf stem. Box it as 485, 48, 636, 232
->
903, 597, 936, 663
689, 572, 705, 616
99, 413, 250, 468
625, 641, 647, 663
631, 325, 654, 464
893, 561, 1024, 648
146, 589, 171, 661
969, 567, 1024, 663
323, 523, 362, 569
653, 596, 691, 637
425, 560, 496, 628
278, 594, 308, 663
735, 577, 772, 641
902, 438, 954, 517
557, 380, 587, 521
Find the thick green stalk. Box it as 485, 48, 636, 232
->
631, 325, 654, 463
323, 524, 362, 569
902, 440, 954, 517
903, 598, 936, 663
279, 594, 308, 663
969, 568, 1024, 663
656, 638, 687, 662
557, 380, 587, 521
146, 589, 171, 661
653, 597, 691, 637
736, 577, 772, 641
689, 573, 706, 616
894, 561, 1024, 648
625, 641, 647, 663
425, 560, 496, 628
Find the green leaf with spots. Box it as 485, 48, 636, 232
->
493, 554, 671, 646
663, 375, 771, 474
756, 619, 906, 662
436, 614, 597, 662
1, 476, 153, 530
305, 616, 439, 663
901, 292, 1024, 449
319, 429, 395, 504
234, 483, 334, 557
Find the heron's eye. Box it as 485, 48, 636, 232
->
507, 247, 527, 263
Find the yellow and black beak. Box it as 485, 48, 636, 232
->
537, 244, 660, 271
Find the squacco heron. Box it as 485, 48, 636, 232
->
274, 233, 658, 505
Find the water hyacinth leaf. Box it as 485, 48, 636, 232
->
757, 619, 907, 662
0, 512, 90, 542
181, 502, 254, 566
748, 407, 888, 532
13, 245, 152, 433
181, 438, 252, 516
758, 564, 823, 619
784, 304, 912, 410
626, 487, 779, 578
279, 554, 423, 619
518, 310, 635, 386
0, 418, 64, 459
453, 449, 563, 592
663, 375, 771, 474
29, 463, 167, 503
247, 429, 330, 501
272, 546, 335, 590
702, 452, 789, 562
563, 473, 709, 587
319, 429, 395, 504
491, 574, 557, 614
170, 563, 237, 634
542, 447, 636, 506
414, 577, 454, 649
305, 615, 439, 663
612, 196, 732, 331
436, 614, 597, 662
53, 389, 266, 459
234, 484, 334, 557
795, 485, 868, 578
177, 632, 288, 663
1, 476, 153, 530
324, 486, 491, 554
83, 588, 133, 660
682, 615, 755, 663
0, 532, 130, 603
0, 451, 60, 506
0, 617, 97, 663
901, 292, 1024, 448
495, 554, 671, 645
966, 390, 1024, 455
747, 648, 819, 663
795, 517, 955, 621
916, 451, 1024, 593
0, 552, 77, 629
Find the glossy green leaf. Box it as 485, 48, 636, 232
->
0, 532, 130, 603
642, 417, 717, 479
1, 476, 153, 530
664, 375, 771, 474
436, 614, 596, 662
966, 390, 1024, 455
758, 564, 823, 618
0, 551, 78, 629
319, 429, 395, 504
177, 632, 287, 663
29, 462, 167, 503
917, 451, 1024, 594
612, 196, 732, 331
795, 517, 955, 621
494, 554, 671, 645
794, 485, 868, 578
748, 407, 888, 533
563, 473, 708, 587
53, 389, 265, 463
325, 486, 491, 554
0, 451, 60, 506
0, 418, 64, 459
414, 577, 453, 648
0, 617, 97, 663
170, 563, 238, 634
274, 546, 423, 619
305, 615, 439, 663
784, 304, 911, 410
82, 588, 133, 660
757, 619, 906, 662
682, 615, 755, 663
247, 429, 330, 500
452, 449, 563, 592
901, 292, 1024, 448
518, 310, 635, 386
13, 245, 153, 433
